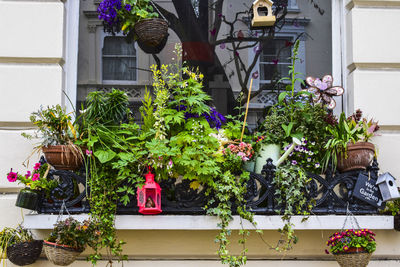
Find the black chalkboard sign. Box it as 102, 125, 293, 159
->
353, 173, 384, 208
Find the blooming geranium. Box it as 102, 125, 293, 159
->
224, 142, 254, 162
7, 171, 18, 182
326, 229, 376, 254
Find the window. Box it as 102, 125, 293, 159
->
102, 36, 137, 82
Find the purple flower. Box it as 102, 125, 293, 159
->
294, 145, 300, 152
25, 171, 31, 178
33, 163, 41, 170
7, 170, 18, 182
86, 149, 93, 156
204, 107, 226, 130
291, 160, 297, 165
97, 0, 122, 27
315, 163, 320, 168
125, 4, 132, 11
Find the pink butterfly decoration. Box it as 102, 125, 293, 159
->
305, 75, 344, 109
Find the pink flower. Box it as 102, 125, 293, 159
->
7, 171, 18, 182
33, 163, 41, 170
32, 173, 40, 181
86, 149, 93, 156
25, 171, 31, 178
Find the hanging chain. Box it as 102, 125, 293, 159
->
341, 202, 361, 230
149, 0, 169, 22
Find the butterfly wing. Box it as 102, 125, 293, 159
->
306, 87, 321, 102
306, 76, 317, 87
322, 75, 333, 88
325, 86, 344, 96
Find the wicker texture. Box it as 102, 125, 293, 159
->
44, 241, 83, 266
134, 18, 168, 54
7, 240, 43, 266
334, 251, 372, 267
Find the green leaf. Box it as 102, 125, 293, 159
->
94, 149, 117, 163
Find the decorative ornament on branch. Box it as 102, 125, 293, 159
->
304, 75, 344, 109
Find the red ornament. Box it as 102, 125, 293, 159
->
137, 168, 162, 215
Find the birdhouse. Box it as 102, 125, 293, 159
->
251, 0, 276, 27
376, 172, 400, 202
137, 168, 162, 215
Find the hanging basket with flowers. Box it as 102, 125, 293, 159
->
98, 0, 169, 54
326, 229, 376, 267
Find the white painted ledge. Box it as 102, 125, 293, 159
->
23, 215, 394, 230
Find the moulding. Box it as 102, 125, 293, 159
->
23, 215, 394, 230
346, 0, 400, 10
348, 62, 400, 72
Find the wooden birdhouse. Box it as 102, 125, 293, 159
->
251, 0, 276, 27
376, 172, 400, 202
137, 168, 162, 215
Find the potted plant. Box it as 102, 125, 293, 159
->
98, 0, 168, 54
326, 229, 376, 267
44, 217, 99, 266
323, 110, 379, 172
23, 104, 83, 170
7, 162, 58, 210
0, 226, 43, 266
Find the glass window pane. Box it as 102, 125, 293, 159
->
102, 57, 137, 81
103, 36, 136, 56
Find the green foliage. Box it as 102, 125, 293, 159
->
0, 226, 33, 253
139, 88, 156, 132
273, 163, 314, 251
256, 111, 288, 146
205, 171, 254, 267
46, 217, 100, 251
119, 0, 159, 34
327, 229, 376, 254
383, 199, 400, 216
23, 104, 77, 146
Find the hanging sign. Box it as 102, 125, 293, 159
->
352, 173, 384, 208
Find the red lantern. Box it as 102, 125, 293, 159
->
137, 168, 162, 215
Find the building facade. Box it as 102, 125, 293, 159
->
1, 0, 400, 266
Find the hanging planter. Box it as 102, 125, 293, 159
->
44, 241, 83, 266
134, 18, 169, 54
326, 229, 376, 267
7, 240, 43, 266
15, 188, 40, 211
42, 145, 83, 170
333, 247, 372, 267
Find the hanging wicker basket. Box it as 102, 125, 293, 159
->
134, 18, 169, 54
334, 248, 372, 267
44, 240, 84, 266
7, 240, 43, 266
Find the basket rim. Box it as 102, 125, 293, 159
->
7, 239, 43, 249
44, 240, 84, 253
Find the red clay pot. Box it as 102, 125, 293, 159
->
42, 145, 83, 170
337, 142, 375, 172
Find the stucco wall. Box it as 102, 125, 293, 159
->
1, 0, 400, 267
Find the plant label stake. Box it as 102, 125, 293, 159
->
240, 79, 253, 143
251, 0, 276, 27
137, 167, 162, 215
353, 173, 384, 208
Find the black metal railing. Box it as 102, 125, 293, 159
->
37, 157, 382, 215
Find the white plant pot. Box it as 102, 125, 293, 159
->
255, 144, 280, 174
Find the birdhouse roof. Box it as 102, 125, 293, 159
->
376, 172, 396, 185
253, 0, 274, 6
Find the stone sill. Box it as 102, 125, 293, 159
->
23, 215, 394, 230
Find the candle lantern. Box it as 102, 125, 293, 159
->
251, 0, 276, 27
137, 168, 162, 215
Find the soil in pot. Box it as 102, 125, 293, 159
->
337, 142, 375, 172
42, 145, 83, 170
15, 188, 40, 211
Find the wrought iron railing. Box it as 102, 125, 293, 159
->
37, 157, 381, 215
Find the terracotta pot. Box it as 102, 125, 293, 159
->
337, 142, 375, 172
42, 145, 83, 170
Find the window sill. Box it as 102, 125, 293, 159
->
23, 214, 394, 230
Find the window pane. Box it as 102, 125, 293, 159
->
103, 36, 136, 56
102, 57, 137, 81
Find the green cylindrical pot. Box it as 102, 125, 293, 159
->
255, 144, 280, 174
15, 188, 40, 211
243, 160, 255, 172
